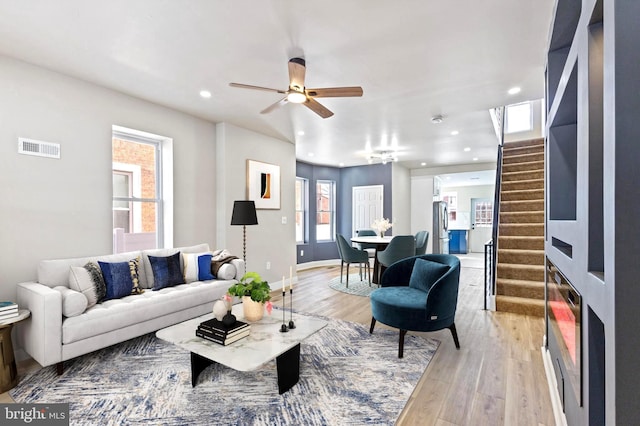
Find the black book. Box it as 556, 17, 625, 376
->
196, 329, 250, 346
198, 322, 250, 339
198, 318, 249, 335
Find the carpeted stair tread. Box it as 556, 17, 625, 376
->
501, 179, 544, 191
502, 151, 544, 164
498, 236, 544, 250
497, 263, 545, 281
500, 200, 544, 212
498, 248, 544, 265
502, 169, 544, 182
503, 144, 544, 156
500, 188, 544, 201
502, 160, 544, 173
496, 278, 545, 298
500, 211, 544, 223
503, 138, 544, 149
495, 295, 545, 317
499, 223, 544, 236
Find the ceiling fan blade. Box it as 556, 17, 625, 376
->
229, 82, 286, 94
288, 57, 306, 91
304, 98, 334, 119
260, 97, 288, 114
306, 87, 364, 98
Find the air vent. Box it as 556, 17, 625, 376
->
18, 137, 61, 159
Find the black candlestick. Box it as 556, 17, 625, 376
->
288, 288, 296, 329
280, 291, 289, 332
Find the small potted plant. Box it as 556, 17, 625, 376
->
227, 272, 273, 321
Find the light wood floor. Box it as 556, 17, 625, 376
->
2, 261, 556, 425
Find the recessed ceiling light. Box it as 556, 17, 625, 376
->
508, 87, 521, 95
339, 162, 344, 167
308, 152, 314, 157
297, 130, 305, 136
473, 157, 479, 161
446, 176, 452, 180
420, 162, 426, 166
464, 147, 471, 152
199, 90, 212, 98
451, 130, 459, 136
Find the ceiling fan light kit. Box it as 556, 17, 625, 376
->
431, 115, 444, 124
229, 57, 363, 118
368, 150, 398, 165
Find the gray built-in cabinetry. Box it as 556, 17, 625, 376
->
544, 0, 640, 424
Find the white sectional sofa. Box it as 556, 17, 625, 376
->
16, 243, 243, 373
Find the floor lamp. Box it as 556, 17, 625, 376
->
230, 200, 258, 273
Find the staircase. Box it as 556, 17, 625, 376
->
495, 138, 545, 316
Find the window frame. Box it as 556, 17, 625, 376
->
505, 101, 533, 134
295, 177, 308, 244
315, 179, 336, 242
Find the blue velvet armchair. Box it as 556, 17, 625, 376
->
369, 254, 461, 358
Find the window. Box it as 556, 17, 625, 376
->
442, 192, 457, 222
112, 126, 172, 253
316, 180, 336, 241
474, 201, 494, 227
295, 177, 308, 244
505, 102, 533, 134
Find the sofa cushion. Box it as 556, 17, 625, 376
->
217, 263, 237, 280
183, 252, 214, 282
83, 262, 107, 303
141, 243, 210, 289
149, 252, 185, 290
61, 279, 235, 345
69, 266, 100, 308
53, 286, 88, 317
408, 258, 450, 293
129, 257, 144, 295
99, 260, 136, 300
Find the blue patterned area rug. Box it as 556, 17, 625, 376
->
11, 315, 439, 425
328, 273, 377, 296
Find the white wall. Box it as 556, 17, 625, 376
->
0, 55, 218, 301
215, 123, 296, 285
410, 176, 435, 252
391, 163, 411, 235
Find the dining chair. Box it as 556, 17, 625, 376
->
356, 229, 377, 258
414, 230, 429, 255
335, 234, 371, 287
376, 235, 416, 280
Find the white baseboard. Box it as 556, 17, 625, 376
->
296, 259, 341, 271
541, 343, 568, 426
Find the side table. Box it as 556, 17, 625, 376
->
0, 309, 30, 393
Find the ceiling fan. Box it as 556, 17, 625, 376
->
229, 57, 363, 119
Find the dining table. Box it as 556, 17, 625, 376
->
350, 235, 393, 284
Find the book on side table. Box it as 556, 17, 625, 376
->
196, 318, 250, 346
0, 302, 19, 321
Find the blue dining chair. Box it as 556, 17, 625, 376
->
335, 234, 371, 287
356, 229, 377, 258
370, 254, 461, 357
414, 230, 429, 255
376, 235, 416, 280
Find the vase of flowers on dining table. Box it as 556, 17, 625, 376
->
371, 218, 393, 238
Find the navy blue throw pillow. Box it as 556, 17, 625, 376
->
408, 258, 450, 293
197, 254, 215, 280
98, 261, 135, 300
149, 252, 185, 290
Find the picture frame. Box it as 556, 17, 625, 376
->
246, 159, 281, 210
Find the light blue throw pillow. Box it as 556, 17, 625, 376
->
408, 258, 450, 293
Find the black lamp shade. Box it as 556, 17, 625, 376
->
231, 200, 258, 226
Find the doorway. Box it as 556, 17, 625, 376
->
470, 198, 493, 252
352, 185, 383, 237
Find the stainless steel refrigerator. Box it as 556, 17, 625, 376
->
432, 201, 449, 254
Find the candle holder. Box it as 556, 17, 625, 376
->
288, 288, 296, 329
279, 290, 289, 333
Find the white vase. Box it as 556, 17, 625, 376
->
242, 296, 264, 322
212, 300, 227, 321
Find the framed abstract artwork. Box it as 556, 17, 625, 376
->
246, 159, 280, 209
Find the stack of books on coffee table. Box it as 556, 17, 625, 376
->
0, 302, 19, 322
196, 318, 250, 346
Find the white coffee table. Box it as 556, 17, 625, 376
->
156, 304, 327, 394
